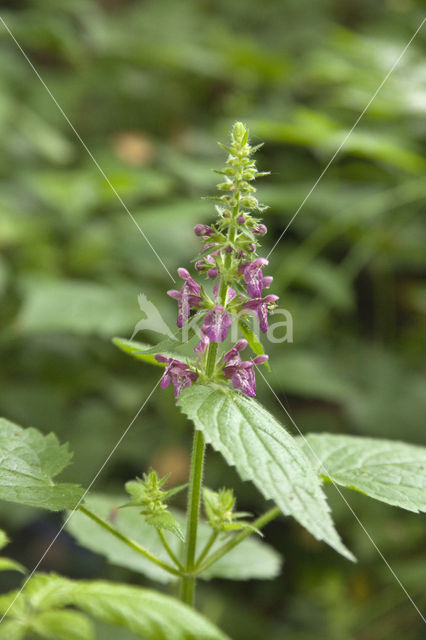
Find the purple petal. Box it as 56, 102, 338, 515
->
202, 305, 232, 342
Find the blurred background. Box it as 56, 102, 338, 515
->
0, 0, 425, 638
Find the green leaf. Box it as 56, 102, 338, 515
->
113, 335, 198, 367
1, 574, 229, 640
299, 434, 426, 513
148, 511, 185, 542
66, 494, 281, 582
113, 337, 179, 367
31, 609, 95, 640
0, 418, 84, 511
238, 319, 270, 371
178, 384, 355, 561
0, 530, 9, 551
66, 495, 171, 584
0, 620, 26, 640
74, 580, 229, 640
0, 558, 26, 574
200, 533, 280, 581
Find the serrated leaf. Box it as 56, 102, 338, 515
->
1, 574, 229, 640
66, 494, 281, 582
299, 434, 426, 513
0, 418, 84, 511
178, 384, 355, 561
73, 580, 230, 640
32, 609, 95, 640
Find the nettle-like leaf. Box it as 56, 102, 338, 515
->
0, 418, 84, 511
0, 574, 229, 640
66, 494, 281, 582
299, 434, 426, 513
178, 384, 355, 561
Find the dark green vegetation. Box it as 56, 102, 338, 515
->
0, 1, 425, 639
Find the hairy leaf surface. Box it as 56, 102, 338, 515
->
0, 574, 229, 640
178, 384, 355, 560
299, 433, 426, 512
0, 418, 84, 511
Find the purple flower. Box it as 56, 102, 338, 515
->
194, 329, 209, 355
155, 354, 198, 400
240, 258, 269, 298
223, 339, 248, 365
207, 267, 219, 279
253, 224, 267, 236
167, 268, 202, 328
194, 224, 214, 237
202, 305, 232, 342
237, 215, 246, 224
242, 294, 279, 333
222, 340, 269, 397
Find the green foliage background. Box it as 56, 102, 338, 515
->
0, 0, 424, 638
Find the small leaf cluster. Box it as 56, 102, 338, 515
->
203, 488, 261, 535
124, 469, 186, 540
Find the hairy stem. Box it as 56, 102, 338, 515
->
157, 528, 184, 571
180, 429, 206, 604
196, 506, 280, 574
78, 506, 182, 578
180, 185, 241, 604
194, 530, 218, 568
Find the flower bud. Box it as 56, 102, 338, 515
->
254, 224, 267, 236
240, 196, 258, 208
253, 355, 268, 365
177, 267, 190, 280
194, 224, 213, 237
238, 215, 245, 224
232, 121, 246, 144
207, 268, 219, 279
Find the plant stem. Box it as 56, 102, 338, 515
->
78, 506, 182, 577
195, 506, 280, 574
194, 530, 218, 568
180, 188, 240, 604
180, 429, 206, 605
156, 528, 184, 571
